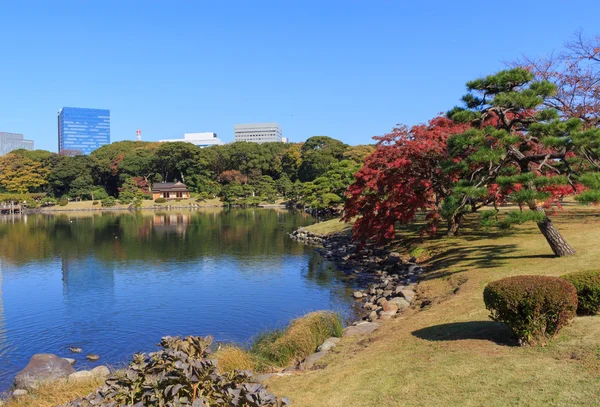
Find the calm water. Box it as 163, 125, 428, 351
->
0, 209, 356, 391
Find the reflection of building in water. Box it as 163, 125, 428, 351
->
62, 256, 115, 304
153, 214, 191, 236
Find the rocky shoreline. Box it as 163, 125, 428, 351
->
290, 228, 422, 323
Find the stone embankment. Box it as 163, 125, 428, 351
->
287, 226, 423, 374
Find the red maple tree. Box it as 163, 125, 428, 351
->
342, 116, 470, 243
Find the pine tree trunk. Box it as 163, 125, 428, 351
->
533, 206, 576, 257
447, 213, 463, 236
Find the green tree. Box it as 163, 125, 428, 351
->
448, 68, 585, 256
0, 153, 50, 193
298, 136, 348, 182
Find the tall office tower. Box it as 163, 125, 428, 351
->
58, 107, 110, 155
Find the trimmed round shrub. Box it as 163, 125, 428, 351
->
154, 197, 167, 203
483, 275, 577, 345
58, 199, 68, 206
101, 197, 116, 208
561, 270, 600, 315
92, 201, 99, 205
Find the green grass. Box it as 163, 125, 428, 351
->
38, 198, 224, 211
268, 205, 600, 406
302, 218, 352, 236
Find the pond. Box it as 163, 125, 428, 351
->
0, 209, 357, 391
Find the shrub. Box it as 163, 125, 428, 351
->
483, 275, 577, 345
62, 336, 288, 407
92, 201, 99, 205
251, 311, 343, 366
175, 198, 182, 202
101, 197, 116, 208
155, 197, 167, 203
561, 270, 600, 315
58, 199, 68, 206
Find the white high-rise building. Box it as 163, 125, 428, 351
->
234, 123, 282, 143
160, 132, 224, 147
0, 132, 34, 156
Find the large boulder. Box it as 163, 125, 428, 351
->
342, 322, 381, 337
14, 354, 75, 390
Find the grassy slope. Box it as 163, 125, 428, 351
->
269, 207, 600, 407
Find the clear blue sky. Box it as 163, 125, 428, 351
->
0, 1, 598, 151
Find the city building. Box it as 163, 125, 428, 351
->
234, 123, 282, 143
58, 107, 110, 155
159, 132, 224, 147
0, 132, 34, 156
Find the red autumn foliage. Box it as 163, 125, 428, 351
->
218, 170, 248, 185
342, 117, 470, 243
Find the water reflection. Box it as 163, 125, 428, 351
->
0, 209, 357, 391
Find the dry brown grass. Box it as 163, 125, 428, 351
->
214, 345, 259, 373
268, 206, 600, 406
214, 311, 343, 374
2, 377, 104, 407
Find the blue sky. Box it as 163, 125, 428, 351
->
0, 1, 598, 151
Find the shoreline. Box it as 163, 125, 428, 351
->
8, 203, 289, 214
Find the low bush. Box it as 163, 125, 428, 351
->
561, 270, 600, 315
483, 275, 577, 345
62, 336, 288, 407
58, 199, 68, 206
101, 197, 116, 208
251, 311, 343, 366
92, 201, 99, 205
155, 197, 167, 203
175, 198, 182, 202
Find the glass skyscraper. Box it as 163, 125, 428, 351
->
58, 107, 110, 155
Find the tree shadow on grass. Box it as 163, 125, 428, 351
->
419, 244, 519, 281
412, 321, 517, 346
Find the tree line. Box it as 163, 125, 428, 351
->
0, 134, 373, 210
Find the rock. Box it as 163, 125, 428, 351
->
388, 297, 410, 311
378, 310, 397, 320
14, 354, 76, 390
367, 310, 378, 321
69, 347, 82, 353
400, 289, 416, 303
342, 322, 381, 337
382, 290, 393, 297
12, 389, 28, 397
68, 370, 93, 381
385, 252, 402, 265
299, 351, 328, 370
86, 354, 100, 361
317, 337, 341, 352
382, 302, 399, 313
90, 365, 110, 378
394, 285, 407, 295
376, 297, 388, 306
353, 291, 363, 299
63, 358, 76, 366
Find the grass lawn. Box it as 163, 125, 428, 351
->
268, 205, 600, 406
38, 198, 224, 211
